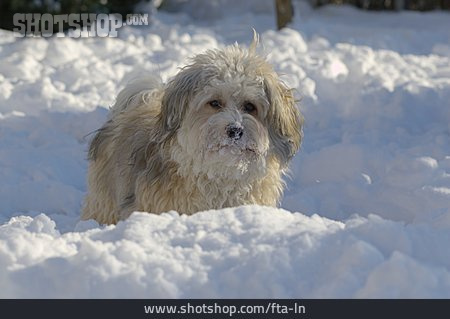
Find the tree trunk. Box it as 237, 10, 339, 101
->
276, 0, 294, 30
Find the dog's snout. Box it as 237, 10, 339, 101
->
226, 124, 243, 140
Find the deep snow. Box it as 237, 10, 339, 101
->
0, 1, 449, 297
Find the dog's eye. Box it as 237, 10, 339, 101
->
208, 100, 222, 109
243, 102, 257, 115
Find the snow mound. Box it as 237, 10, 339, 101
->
1, 206, 450, 298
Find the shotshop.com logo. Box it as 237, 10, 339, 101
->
13, 13, 149, 37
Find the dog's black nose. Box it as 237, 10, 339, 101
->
227, 125, 243, 140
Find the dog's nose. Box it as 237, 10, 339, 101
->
227, 124, 243, 140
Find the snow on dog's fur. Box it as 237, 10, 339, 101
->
82, 34, 303, 224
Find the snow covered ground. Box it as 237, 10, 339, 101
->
1, 1, 450, 297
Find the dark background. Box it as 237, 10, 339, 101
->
1, 0, 450, 31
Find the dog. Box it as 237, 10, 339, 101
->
82, 34, 303, 224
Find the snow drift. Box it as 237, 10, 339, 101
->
2, 207, 450, 298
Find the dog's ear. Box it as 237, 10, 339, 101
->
264, 75, 303, 167
87, 123, 112, 161
160, 64, 207, 139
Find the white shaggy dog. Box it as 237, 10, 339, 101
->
82, 35, 303, 224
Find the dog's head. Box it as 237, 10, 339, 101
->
160, 34, 303, 180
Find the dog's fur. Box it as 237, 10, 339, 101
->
82, 35, 303, 224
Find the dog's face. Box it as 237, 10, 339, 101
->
160, 39, 303, 180
179, 73, 271, 179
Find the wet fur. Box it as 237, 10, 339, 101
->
82, 36, 303, 224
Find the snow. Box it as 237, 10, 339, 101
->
1, 1, 450, 297
2, 208, 450, 298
